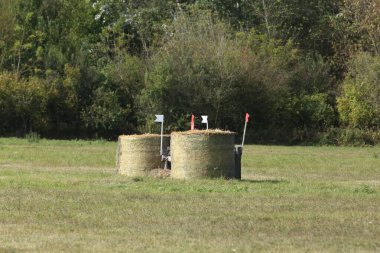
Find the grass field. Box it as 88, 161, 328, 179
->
0, 138, 379, 253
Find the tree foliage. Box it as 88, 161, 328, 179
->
0, 0, 378, 143
337, 52, 380, 128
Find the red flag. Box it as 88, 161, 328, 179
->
245, 113, 250, 122
191, 114, 195, 130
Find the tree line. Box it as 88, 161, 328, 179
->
0, 0, 379, 145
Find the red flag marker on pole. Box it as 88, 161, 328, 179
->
242, 113, 250, 147
191, 114, 195, 130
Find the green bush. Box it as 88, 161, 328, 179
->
81, 87, 126, 132
337, 52, 380, 128
138, 10, 247, 131
317, 128, 380, 146
0, 72, 48, 134
137, 10, 333, 136
290, 93, 336, 129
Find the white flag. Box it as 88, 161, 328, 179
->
155, 115, 164, 123
201, 116, 208, 124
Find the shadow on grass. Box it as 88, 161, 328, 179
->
240, 179, 288, 184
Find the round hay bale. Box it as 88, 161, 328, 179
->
170, 130, 236, 179
117, 134, 170, 177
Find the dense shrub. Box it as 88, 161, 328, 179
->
138, 11, 335, 136
317, 128, 380, 146
0, 72, 47, 134
138, 11, 248, 131
337, 52, 380, 128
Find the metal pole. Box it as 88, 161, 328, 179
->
241, 120, 248, 147
160, 121, 163, 156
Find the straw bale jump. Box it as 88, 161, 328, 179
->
117, 134, 170, 177
170, 130, 236, 179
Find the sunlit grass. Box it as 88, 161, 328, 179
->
0, 138, 379, 252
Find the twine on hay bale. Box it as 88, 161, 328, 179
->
117, 134, 170, 177
170, 129, 236, 179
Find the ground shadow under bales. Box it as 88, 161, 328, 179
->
240, 179, 288, 184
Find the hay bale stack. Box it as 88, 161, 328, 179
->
117, 134, 170, 176
171, 130, 235, 179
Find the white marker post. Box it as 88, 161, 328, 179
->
201, 115, 208, 130
155, 114, 164, 155
241, 113, 250, 147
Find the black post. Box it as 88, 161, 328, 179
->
234, 145, 242, 180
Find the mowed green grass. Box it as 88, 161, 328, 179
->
0, 138, 379, 253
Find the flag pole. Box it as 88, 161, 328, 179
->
160, 120, 163, 156
242, 120, 247, 147
241, 113, 249, 147
155, 115, 164, 156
